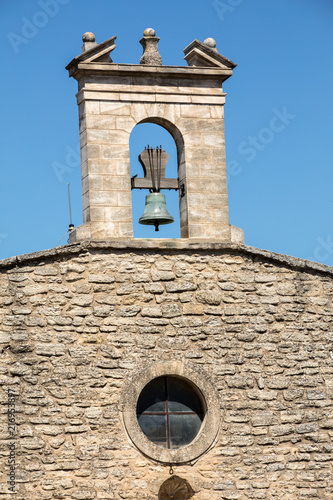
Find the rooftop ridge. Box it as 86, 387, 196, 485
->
0, 241, 332, 276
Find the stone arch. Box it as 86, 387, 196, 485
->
137, 116, 185, 171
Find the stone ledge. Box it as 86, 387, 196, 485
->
0, 240, 332, 276
77, 88, 226, 105
69, 62, 234, 82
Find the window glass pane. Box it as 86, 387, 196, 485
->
169, 414, 203, 449
167, 377, 203, 414
137, 376, 205, 450
137, 414, 167, 447
137, 377, 166, 413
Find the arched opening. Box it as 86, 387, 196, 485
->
129, 122, 182, 238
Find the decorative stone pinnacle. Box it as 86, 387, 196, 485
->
81, 32, 97, 53
143, 28, 156, 37
204, 37, 218, 52
140, 28, 162, 65
83, 32, 96, 42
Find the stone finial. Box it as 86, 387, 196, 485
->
143, 28, 156, 37
204, 37, 218, 52
140, 28, 162, 65
82, 32, 97, 53
83, 32, 96, 42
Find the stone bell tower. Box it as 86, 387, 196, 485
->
66, 29, 243, 243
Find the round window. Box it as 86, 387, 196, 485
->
122, 361, 220, 464
136, 376, 204, 449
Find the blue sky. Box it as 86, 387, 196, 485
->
1, 0, 333, 265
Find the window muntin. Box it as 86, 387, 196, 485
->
136, 376, 204, 449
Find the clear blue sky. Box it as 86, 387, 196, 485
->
1, 0, 333, 265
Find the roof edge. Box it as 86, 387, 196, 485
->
183, 39, 237, 68
67, 62, 234, 80
0, 240, 332, 276
66, 35, 117, 71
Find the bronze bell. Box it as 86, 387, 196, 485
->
139, 192, 174, 232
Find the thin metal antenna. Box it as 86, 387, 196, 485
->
67, 183, 74, 231
54, 184, 75, 247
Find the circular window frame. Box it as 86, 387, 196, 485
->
122, 361, 220, 464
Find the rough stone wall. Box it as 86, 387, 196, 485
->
0, 242, 333, 500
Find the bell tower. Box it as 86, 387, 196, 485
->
66, 29, 243, 243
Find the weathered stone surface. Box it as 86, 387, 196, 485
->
0, 243, 332, 499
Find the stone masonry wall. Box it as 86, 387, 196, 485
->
0, 242, 332, 500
